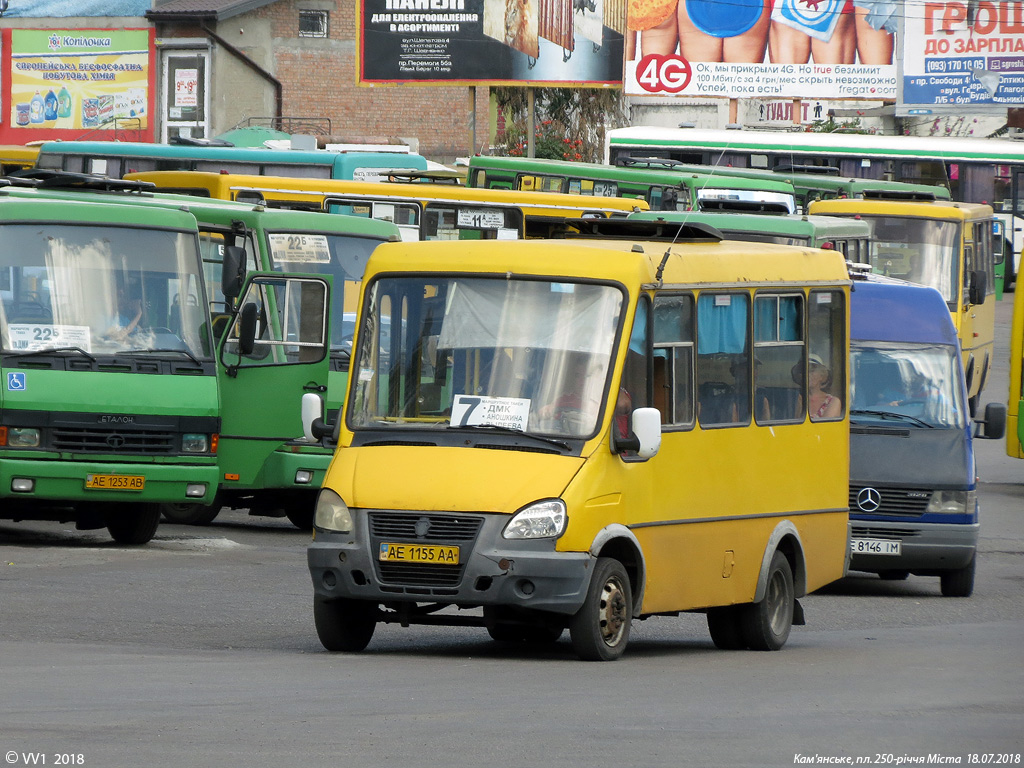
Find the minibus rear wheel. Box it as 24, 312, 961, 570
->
739, 551, 794, 651
707, 606, 747, 650
569, 557, 632, 661
314, 597, 377, 652
106, 502, 162, 545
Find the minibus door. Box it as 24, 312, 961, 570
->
216, 272, 332, 490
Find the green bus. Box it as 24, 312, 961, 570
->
629, 210, 872, 261
7, 173, 396, 528
615, 156, 952, 213
34, 140, 429, 181
466, 154, 797, 214
0, 187, 222, 544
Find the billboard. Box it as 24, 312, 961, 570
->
900, 0, 1024, 110
1, 28, 155, 143
624, 0, 896, 99
0, 0, 151, 16
358, 0, 625, 85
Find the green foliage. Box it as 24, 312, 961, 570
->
491, 87, 628, 162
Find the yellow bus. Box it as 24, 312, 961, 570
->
123, 170, 650, 241
809, 198, 998, 414
0, 145, 39, 176
304, 229, 851, 660
1008, 284, 1024, 459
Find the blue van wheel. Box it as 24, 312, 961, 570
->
940, 557, 976, 598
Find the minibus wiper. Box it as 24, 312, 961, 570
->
450, 423, 571, 451
123, 348, 202, 366
4, 345, 96, 362
850, 409, 934, 428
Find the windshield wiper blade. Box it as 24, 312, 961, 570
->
4, 345, 96, 362
850, 409, 934, 428
449, 423, 571, 451
123, 348, 202, 365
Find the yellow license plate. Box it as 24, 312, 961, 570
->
378, 542, 459, 564
85, 473, 145, 491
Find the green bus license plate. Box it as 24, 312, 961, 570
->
85, 473, 145, 491
379, 542, 459, 564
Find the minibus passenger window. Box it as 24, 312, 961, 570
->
753, 294, 804, 424
696, 292, 750, 427
653, 294, 694, 427
805, 290, 846, 421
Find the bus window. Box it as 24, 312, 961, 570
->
518, 174, 564, 194
653, 293, 695, 427
753, 293, 804, 424
696, 292, 750, 427
806, 289, 846, 422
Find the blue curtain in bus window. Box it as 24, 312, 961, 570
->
754, 296, 800, 342
697, 293, 746, 353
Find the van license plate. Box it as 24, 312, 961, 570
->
379, 542, 460, 564
85, 474, 145, 491
851, 538, 901, 555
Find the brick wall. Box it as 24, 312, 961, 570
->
249, 0, 491, 162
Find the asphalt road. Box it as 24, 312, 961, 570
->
1, 297, 1021, 768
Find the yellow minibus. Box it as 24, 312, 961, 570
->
809, 198, 998, 414
305, 229, 851, 660
123, 170, 650, 241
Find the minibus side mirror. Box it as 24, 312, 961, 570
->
301, 392, 333, 443
614, 407, 662, 460
974, 402, 1006, 440
237, 301, 258, 355
969, 270, 987, 305
221, 245, 246, 300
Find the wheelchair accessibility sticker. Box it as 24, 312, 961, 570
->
7, 372, 26, 391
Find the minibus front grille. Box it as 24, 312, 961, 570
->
849, 486, 931, 516
851, 526, 922, 539
53, 427, 176, 454
368, 511, 484, 588
369, 512, 483, 541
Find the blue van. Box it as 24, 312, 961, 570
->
848, 275, 1005, 597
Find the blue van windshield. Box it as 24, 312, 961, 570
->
850, 342, 965, 429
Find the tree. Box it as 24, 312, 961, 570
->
490, 87, 629, 162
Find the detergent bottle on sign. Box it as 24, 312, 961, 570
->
30, 92, 45, 123
44, 89, 59, 121
58, 86, 73, 119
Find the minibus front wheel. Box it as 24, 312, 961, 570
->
569, 557, 633, 661
314, 597, 377, 652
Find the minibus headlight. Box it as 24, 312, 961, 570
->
503, 500, 567, 540
181, 433, 209, 453
314, 488, 353, 533
926, 489, 974, 515
7, 428, 41, 448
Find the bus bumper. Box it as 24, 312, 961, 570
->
849, 520, 979, 573
0, 457, 219, 506
309, 512, 592, 616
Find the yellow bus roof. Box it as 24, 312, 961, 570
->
808, 198, 993, 221
363, 237, 851, 289
123, 170, 651, 217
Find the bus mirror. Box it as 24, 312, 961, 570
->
237, 302, 259, 355
631, 407, 662, 459
974, 402, 1006, 440
969, 271, 987, 305
301, 392, 332, 442
221, 245, 246, 299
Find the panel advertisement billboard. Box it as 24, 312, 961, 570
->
1, 28, 155, 143
900, 0, 1024, 110
624, 0, 896, 99
358, 0, 625, 86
